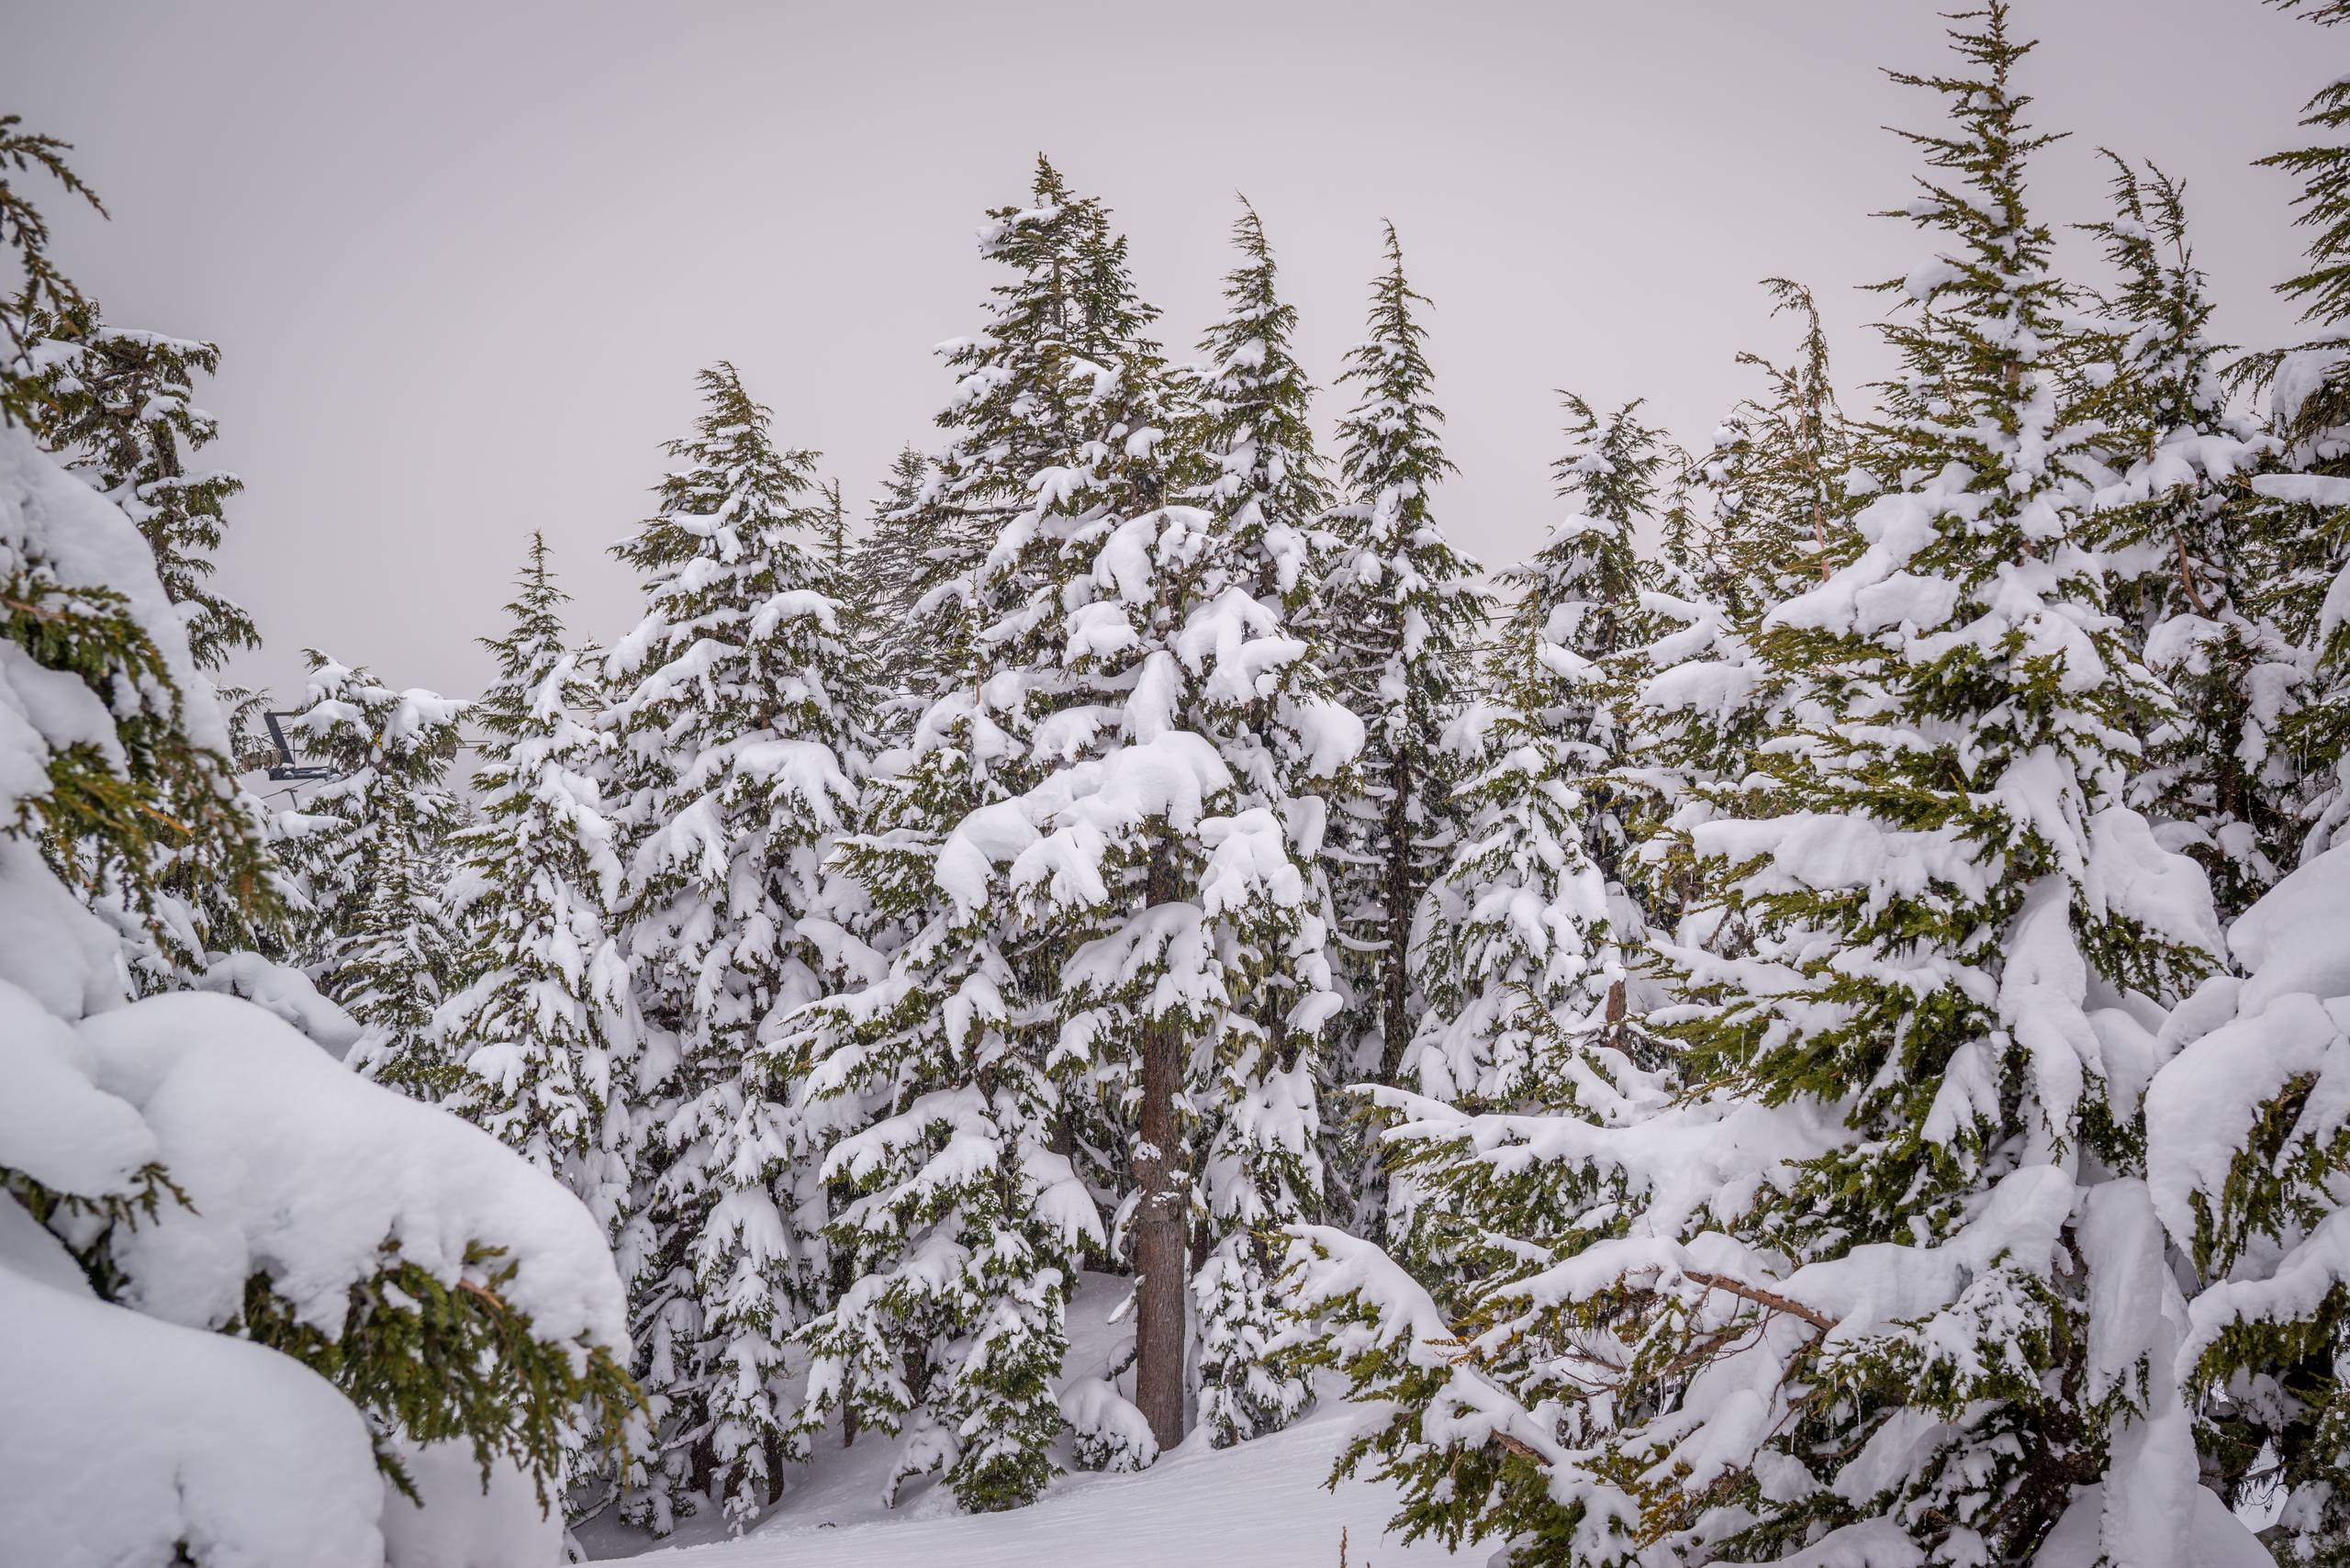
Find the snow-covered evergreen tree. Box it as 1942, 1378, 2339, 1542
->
1405, 469, 1654, 1119
1286, 13, 2246, 1563
1529, 392, 1665, 903
1192, 197, 1340, 654
2144, 833, 2350, 1563
778, 163, 1152, 1509
1183, 197, 1360, 1443
2083, 156, 2291, 917
440, 532, 636, 1234
1622, 283, 1856, 932
30, 308, 259, 678
2247, 0, 2350, 858
1320, 223, 1486, 1095
783, 697, 1096, 1511
286, 652, 466, 1097
0, 129, 636, 1567
852, 445, 939, 722
604, 362, 864, 1529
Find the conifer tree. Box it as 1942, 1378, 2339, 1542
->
1405, 625, 1645, 1124
286, 652, 466, 1096
13, 289, 285, 973
1184, 198, 1360, 1443
2249, 0, 2350, 856
2081, 156, 2293, 916
1724, 279, 1857, 599
440, 533, 636, 1233
853, 445, 939, 720
786, 163, 1361, 1500
770, 165, 1137, 1514
1287, 13, 2241, 1563
1320, 224, 1487, 1094
0, 136, 639, 1561
1532, 393, 1665, 903
784, 700, 1098, 1512
1623, 284, 1856, 929
2110, 9, 2350, 1558
605, 362, 864, 1529
30, 310, 259, 677
1193, 197, 1340, 644
778, 163, 1151, 1508
1404, 395, 1669, 1121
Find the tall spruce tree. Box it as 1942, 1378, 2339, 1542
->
785, 163, 1362, 1501
1403, 392, 1670, 1123
1286, 12, 2243, 1563
1320, 223, 1487, 1095
2110, 7, 2350, 1558
852, 446, 939, 722
1533, 392, 1666, 906
2249, 0, 2350, 856
1622, 283, 1857, 931
777, 162, 1147, 1510
605, 363, 864, 1529
2081, 155, 2293, 916
440, 533, 637, 1232
286, 653, 466, 1097
1184, 197, 1360, 1444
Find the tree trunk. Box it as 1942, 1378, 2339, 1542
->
1133, 838, 1189, 1455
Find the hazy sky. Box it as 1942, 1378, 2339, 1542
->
2, 1, 2322, 712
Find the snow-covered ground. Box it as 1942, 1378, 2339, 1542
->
580, 1272, 1470, 1566
611, 1402, 1464, 1568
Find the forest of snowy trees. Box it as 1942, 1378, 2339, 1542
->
10, 2, 2350, 1564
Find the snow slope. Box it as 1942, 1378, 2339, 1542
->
621, 1403, 1464, 1568
584, 1271, 1468, 1566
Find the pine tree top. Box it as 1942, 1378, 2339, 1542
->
0, 114, 106, 424
2262, 0, 2350, 327
477, 532, 570, 693
1193, 197, 1333, 612
619, 361, 822, 574
2084, 156, 2230, 432
1718, 279, 1854, 599
1504, 394, 1662, 653
295, 651, 467, 784
1869, 2, 2078, 476
1336, 222, 1451, 508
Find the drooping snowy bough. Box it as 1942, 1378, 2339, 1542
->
0, 412, 633, 1564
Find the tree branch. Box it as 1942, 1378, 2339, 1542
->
1683, 1269, 1838, 1333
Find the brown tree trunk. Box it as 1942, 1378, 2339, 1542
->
1133, 838, 1189, 1455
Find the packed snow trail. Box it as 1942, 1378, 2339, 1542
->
610, 1401, 1464, 1566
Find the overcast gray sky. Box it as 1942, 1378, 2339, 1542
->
2, 1, 2319, 710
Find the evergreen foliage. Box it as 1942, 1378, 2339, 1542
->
1320, 224, 1487, 1095
288, 652, 466, 1095
2081, 156, 2295, 915
1528, 392, 1666, 899
2251, 0, 2350, 857
440, 533, 636, 1229
1283, 14, 2242, 1565
852, 445, 940, 720
603, 361, 863, 1529
30, 309, 259, 676
1184, 197, 1360, 1445
0, 126, 638, 1565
